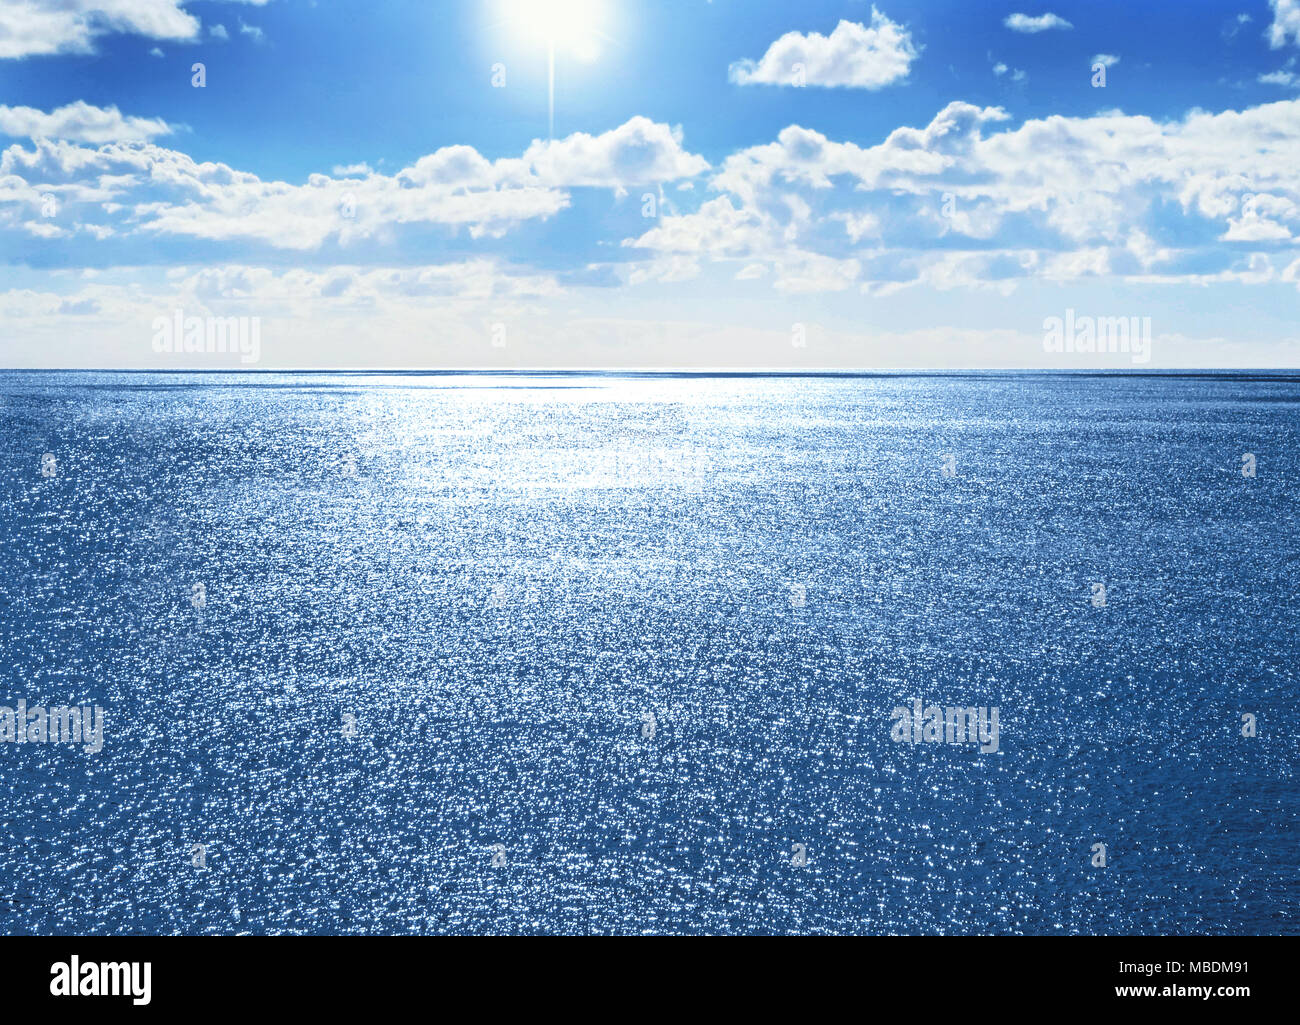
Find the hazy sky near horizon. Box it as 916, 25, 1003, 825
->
2, 0, 1300, 368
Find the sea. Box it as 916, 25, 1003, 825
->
0, 370, 1296, 935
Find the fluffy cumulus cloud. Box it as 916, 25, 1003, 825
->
513, 117, 710, 186
0, 109, 707, 250
623, 98, 1300, 293
729, 11, 919, 89
10, 97, 1300, 299
1270, 0, 1300, 47
0, 0, 269, 59
0, 101, 174, 143
1004, 13, 1073, 34
1260, 68, 1299, 86
8, 92, 1300, 368
625, 196, 769, 258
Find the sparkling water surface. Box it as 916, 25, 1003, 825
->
1, 371, 1297, 935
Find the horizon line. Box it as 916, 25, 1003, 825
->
4, 367, 1300, 377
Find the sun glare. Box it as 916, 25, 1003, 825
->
496, 0, 609, 138
501, 0, 604, 58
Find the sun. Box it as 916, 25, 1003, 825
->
500, 0, 604, 58
496, 0, 609, 138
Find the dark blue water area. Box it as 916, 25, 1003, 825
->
0, 370, 1296, 934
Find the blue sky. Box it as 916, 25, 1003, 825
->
2, 0, 1299, 367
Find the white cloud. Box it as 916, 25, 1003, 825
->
0, 259, 570, 368
771, 251, 860, 292
3, 268, 1295, 369
1269, 0, 1300, 47
729, 11, 919, 89
170, 262, 562, 304
834, 210, 881, 242
1093, 54, 1121, 68
629, 98, 1300, 294
514, 117, 709, 187
626, 254, 702, 285
711, 103, 1011, 204
0, 101, 173, 142
8, 92, 1300, 367
0, 0, 270, 59
0, 113, 707, 249
135, 167, 568, 249
0, 1, 190, 58
625, 196, 767, 257
1004, 13, 1073, 33
210, 23, 228, 40
1260, 69, 1299, 86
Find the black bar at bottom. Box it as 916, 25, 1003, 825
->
0, 935, 1283, 1012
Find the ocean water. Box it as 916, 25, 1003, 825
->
0, 370, 1296, 936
